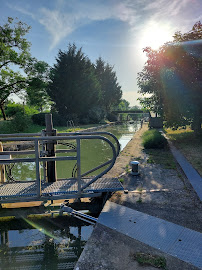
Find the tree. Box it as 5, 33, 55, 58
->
48, 44, 101, 121
137, 22, 202, 133
25, 59, 51, 111
113, 99, 130, 111
0, 17, 31, 120
95, 57, 122, 113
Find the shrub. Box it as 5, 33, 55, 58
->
32, 113, 79, 127
107, 112, 117, 122
32, 113, 46, 126
142, 129, 167, 149
5, 103, 38, 118
10, 112, 32, 132
0, 112, 33, 133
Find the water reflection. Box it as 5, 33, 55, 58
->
0, 217, 93, 270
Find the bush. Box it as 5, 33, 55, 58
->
5, 103, 38, 118
32, 113, 46, 126
0, 112, 32, 133
32, 113, 79, 127
107, 112, 117, 122
10, 112, 32, 132
88, 106, 105, 124
142, 129, 167, 149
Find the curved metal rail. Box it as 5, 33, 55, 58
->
59, 131, 120, 157
0, 134, 119, 201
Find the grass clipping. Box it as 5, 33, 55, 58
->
133, 252, 167, 269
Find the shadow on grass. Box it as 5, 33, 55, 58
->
144, 147, 176, 170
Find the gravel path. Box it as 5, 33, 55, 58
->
108, 123, 202, 232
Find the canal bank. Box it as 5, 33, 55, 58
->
75, 123, 202, 270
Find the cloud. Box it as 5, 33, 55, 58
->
6, 3, 35, 19
8, 0, 197, 50
39, 8, 76, 50
37, 0, 140, 50
143, 0, 190, 17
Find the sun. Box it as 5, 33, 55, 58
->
139, 21, 173, 50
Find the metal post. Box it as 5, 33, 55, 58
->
76, 138, 81, 196
41, 130, 47, 182
45, 114, 57, 182
0, 142, 5, 183
35, 140, 41, 197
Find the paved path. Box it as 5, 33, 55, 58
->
98, 201, 202, 269
166, 139, 202, 201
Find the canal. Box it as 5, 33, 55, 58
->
11, 121, 140, 181
0, 121, 140, 270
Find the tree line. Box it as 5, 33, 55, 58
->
0, 17, 124, 124
137, 22, 202, 133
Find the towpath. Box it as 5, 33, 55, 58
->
75, 123, 202, 270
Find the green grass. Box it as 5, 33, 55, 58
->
0, 121, 103, 134
165, 127, 202, 175
142, 129, 167, 149
133, 253, 167, 269
118, 178, 124, 183
146, 148, 176, 169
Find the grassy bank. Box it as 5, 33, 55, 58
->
165, 127, 202, 176
0, 120, 105, 134
141, 129, 176, 170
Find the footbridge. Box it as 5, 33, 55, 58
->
0, 115, 123, 204
112, 110, 150, 121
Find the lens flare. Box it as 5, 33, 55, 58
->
23, 217, 59, 240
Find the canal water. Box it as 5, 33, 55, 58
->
11, 121, 140, 181
0, 121, 140, 270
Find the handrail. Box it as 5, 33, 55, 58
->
58, 131, 120, 157
0, 134, 118, 198
0, 132, 41, 137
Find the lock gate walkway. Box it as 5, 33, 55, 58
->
76, 201, 202, 269
0, 178, 123, 203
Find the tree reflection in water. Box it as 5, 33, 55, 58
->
0, 217, 93, 270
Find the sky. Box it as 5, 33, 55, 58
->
1, 0, 201, 106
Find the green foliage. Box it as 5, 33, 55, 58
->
86, 106, 105, 124
112, 99, 130, 115
0, 18, 50, 120
11, 112, 31, 132
32, 112, 78, 126
0, 112, 32, 133
0, 17, 31, 119
48, 45, 122, 124
142, 129, 167, 149
146, 149, 176, 169
48, 44, 101, 122
95, 57, 122, 113
31, 113, 46, 126
119, 178, 124, 183
25, 59, 51, 111
137, 21, 202, 133
4, 102, 38, 118
106, 112, 117, 122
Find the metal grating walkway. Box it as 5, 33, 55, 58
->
98, 201, 202, 269
0, 178, 123, 201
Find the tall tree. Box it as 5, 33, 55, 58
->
113, 99, 130, 111
137, 22, 202, 133
95, 57, 122, 113
48, 44, 101, 120
0, 17, 31, 119
25, 59, 51, 111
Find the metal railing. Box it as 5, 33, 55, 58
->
0, 133, 119, 200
